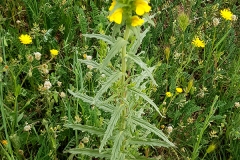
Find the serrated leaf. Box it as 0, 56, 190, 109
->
80, 59, 113, 76
64, 124, 105, 136
130, 27, 150, 54
95, 72, 122, 100
100, 38, 128, 71
68, 90, 95, 104
132, 116, 174, 147
66, 148, 111, 159
133, 67, 155, 87
128, 138, 172, 147
68, 90, 114, 113
111, 131, 125, 160
83, 34, 115, 45
143, 14, 155, 27
127, 53, 157, 86
129, 87, 162, 116
99, 105, 124, 152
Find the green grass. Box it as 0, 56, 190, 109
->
0, 0, 240, 159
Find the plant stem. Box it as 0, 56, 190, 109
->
191, 95, 218, 160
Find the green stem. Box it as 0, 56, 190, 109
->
191, 95, 218, 160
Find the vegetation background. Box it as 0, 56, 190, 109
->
0, 0, 240, 159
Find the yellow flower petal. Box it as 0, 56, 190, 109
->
220, 9, 233, 21
192, 37, 205, 48
176, 87, 183, 93
108, 8, 123, 24
135, 0, 151, 16
109, 0, 116, 11
131, 16, 144, 26
50, 49, 59, 56
19, 34, 32, 45
166, 92, 172, 97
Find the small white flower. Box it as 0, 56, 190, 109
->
235, 102, 240, 108
33, 52, 42, 60
60, 91, 66, 98
82, 137, 89, 143
24, 125, 31, 132
44, 80, 52, 90
166, 125, 173, 134
86, 55, 92, 60
101, 74, 106, 78
231, 15, 238, 21
87, 65, 93, 70
57, 81, 62, 87
212, 18, 220, 27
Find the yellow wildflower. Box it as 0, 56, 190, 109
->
206, 144, 216, 153
109, 0, 116, 11
50, 49, 59, 56
166, 92, 172, 97
19, 34, 32, 45
1, 140, 8, 145
108, 8, 123, 24
131, 16, 144, 26
220, 9, 233, 21
192, 37, 205, 48
176, 87, 183, 93
135, 0, 151, 16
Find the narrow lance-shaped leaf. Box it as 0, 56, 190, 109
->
68, 90, 114, 112
64, 124, 105, 136
130, 27, 150, 54
83, 34, 115, 45
100, 37, 128, 71
132, 116, 175, 147
127, 53, 157, 86
129, 87, 162, 117
128, 138, 172, 147
99, 105, 124, 152
95, 72, 122, 100
79, 59, 113, 76
111, 131, 125, 160
65, 148, 111, 159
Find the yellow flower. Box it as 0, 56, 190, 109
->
192, 37, 205, 48
1, 140, 8, 145
131, 16, 144, 26
135, 0, 151, 16
109, 0, 116, 11
166, 92, 172, 97
19, 34, 32, 45
108, 8, 123, 24
220, 9, 233, 21
206, 144, 216, 153
176, 87, 183, 93
50, 49, 59, 56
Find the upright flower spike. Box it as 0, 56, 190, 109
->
19, 34, 32, 45
135, 0, 151, 16
220, 9, 233, 21
192, 37, 205, 48
108, 8, 123, 24
131, 16, 144, 26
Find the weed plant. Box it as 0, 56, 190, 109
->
0, 0, 239, 160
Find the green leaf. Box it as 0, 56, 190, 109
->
68, 90, 95, 104
65, 148, 111, 159
83, 34, 115, 45
128, 138, 172, 147
64, 124, 105, 136
127, 53, 157, 86
143, 14, 155, 27
80, 59, 113, 76
100, 37, 128, 71
111, 131, 125, 160
68, 90, 114, 112
133, 67, 155, 88
129, 87, 162, 116
99, 105, 124, 152
130, 27, 150, 55
95, 72, 122, 100
132, 116, 174, 147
